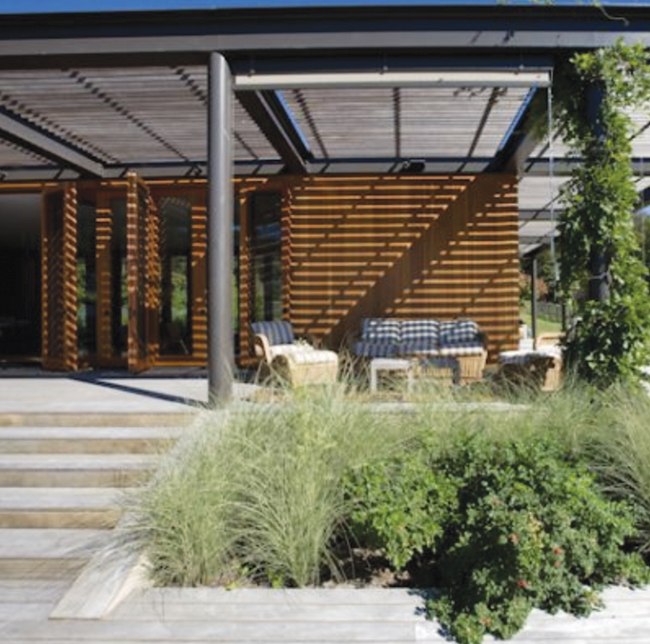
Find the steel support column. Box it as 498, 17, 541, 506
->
207, 52, 234, 406
531, 255, 538, 343
586, 82, 610, 304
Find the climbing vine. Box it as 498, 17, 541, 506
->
555, 41, 650, 385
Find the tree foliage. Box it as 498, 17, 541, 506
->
555, 41, 650, 384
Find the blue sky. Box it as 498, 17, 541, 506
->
2, 0, 650, 14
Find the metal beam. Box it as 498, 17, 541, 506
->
639, 184, 650, 207
236, 90, 309, 174
0, 156, 497, 182
519, 243, 546, 257
309, 157, 492, 174
519, 209, 563, 221
531, 255, 538, 340
519, 235, 557, 245
207, 51, 234, 406
458, 87, 500, 173
0, 6, 645, 66
0, 106, 104, 178
230, 54, 556, 78
234, 70, 551, 90
487, 87, 547, 175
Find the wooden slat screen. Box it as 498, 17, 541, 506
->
95, 195, 114, 365
283, 174, 519, 361
145, 189, 161, 361
127, 173, 160, 372
190, 197, 208, 362
38, 174, 518, 369
126, 173, 140, 371
41, 184, 79, 371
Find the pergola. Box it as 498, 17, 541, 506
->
1, 2, 650, 401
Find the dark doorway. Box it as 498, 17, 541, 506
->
0, 194, 41, 362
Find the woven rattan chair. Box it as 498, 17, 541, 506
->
251, 321, 338, 386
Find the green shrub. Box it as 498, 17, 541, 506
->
344, 432, 648, 644
344, 444, 457, 569
431, 436, 648, 644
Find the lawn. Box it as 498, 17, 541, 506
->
520, 301, 563, 336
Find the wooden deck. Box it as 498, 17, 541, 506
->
0, 379, 649, 643
2, 584, 650, 643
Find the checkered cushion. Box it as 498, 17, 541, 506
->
396, 340, 440, 357
353, 340, 397, 358
439, 343, 485, 357
251, 320, 295, 346
499, 348, 561, 364
361, 318, 401, 344
401, 320, 440, 343
439, 320, 481, 347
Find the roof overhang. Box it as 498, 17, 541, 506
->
0, 3, 645, 255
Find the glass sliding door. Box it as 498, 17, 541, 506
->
250, 192, 283, 323
158, 196, 192, 357
76, 200, 97, 364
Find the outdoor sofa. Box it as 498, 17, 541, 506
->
251, 321, 339, 386
352, 317, 488, 384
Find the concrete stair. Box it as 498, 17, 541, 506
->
0, 418, 183, 580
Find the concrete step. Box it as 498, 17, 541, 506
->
0, 426, 181, 454
0, 487, 136, 528
0, 412, 193, 427
0, 454, 158, 487
0, 528, 106, 579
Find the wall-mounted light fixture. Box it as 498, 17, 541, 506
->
400, 159, 426, 173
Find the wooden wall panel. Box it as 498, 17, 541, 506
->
126, 173, 160, 372
44, 174, 518, 369
190, 198, 208, 362
41, 184, 78, 371
126, 173, 140, 371
145, 190, 161, 360
284, 175, 519, 361
95, 195, 114, 365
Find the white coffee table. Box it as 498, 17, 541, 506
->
369, 357, 415, 393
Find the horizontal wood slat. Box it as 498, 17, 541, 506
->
284, 175, 519, 361
41, 185, 78, 372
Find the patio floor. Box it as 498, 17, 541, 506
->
0, 370, 258, 416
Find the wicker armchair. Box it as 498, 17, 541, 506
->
535, 333, 563, 391
250, 321, 338, 386
497, 332, 563, 392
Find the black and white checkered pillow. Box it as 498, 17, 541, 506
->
439, 320, 481, 347
362, 318, 401, 344
251, 320, 295, 346
401, 320, 440, 343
